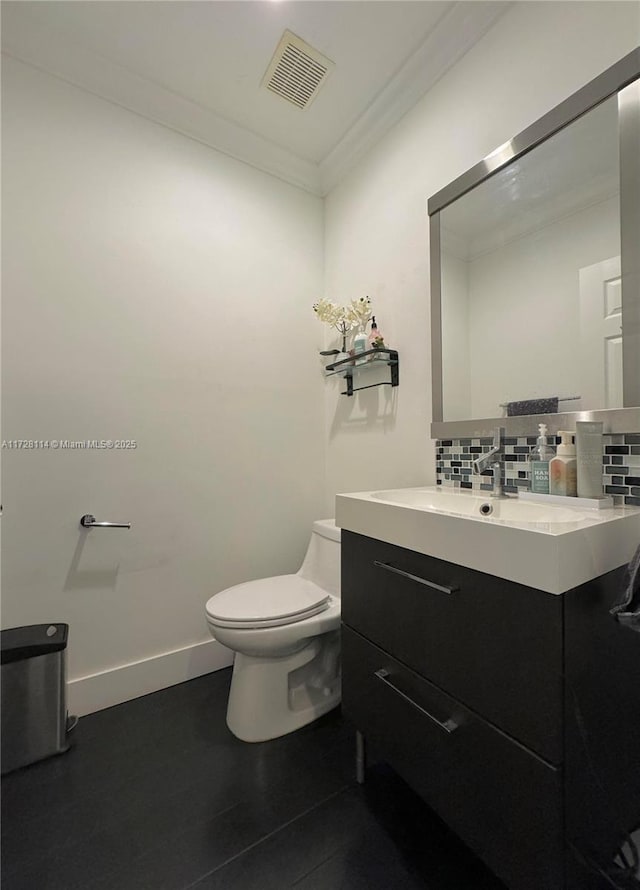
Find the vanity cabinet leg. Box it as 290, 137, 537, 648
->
356, 730, 366, 784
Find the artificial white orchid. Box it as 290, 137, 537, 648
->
312, 299, 354, 333
345, 296, 372, 331
313, 296, 373, 332
313, 296, 374, 355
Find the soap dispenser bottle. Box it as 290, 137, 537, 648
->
549, 431, 577, 497
530, 423, 554, 494
367, 316, 378, 348
352, 327, 368, 366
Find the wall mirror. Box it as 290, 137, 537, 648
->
429, 48, 640, 436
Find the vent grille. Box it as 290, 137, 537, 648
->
262, 30, 334, 110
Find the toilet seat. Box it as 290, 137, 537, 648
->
206, 575, 330, 629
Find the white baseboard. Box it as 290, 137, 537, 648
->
68, 639, 234, 717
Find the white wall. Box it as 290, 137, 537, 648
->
323, 0, 640, 505
1, 57, 326, 714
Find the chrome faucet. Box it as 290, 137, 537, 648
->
472, 426, 505, 498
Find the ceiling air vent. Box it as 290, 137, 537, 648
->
262, 30, 334, 110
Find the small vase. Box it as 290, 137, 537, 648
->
335, 351, 350, 376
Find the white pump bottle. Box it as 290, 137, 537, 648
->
549, 430, 577, 497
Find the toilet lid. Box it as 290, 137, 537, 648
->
205, 575, 331, 629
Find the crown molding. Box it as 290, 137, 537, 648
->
2, 2, 509, 199
1, 41, 323, 196
319, 2, 510, 195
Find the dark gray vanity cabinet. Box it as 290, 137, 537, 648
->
341, 530, 640, 890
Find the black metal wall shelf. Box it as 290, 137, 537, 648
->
324, 348, 399, 397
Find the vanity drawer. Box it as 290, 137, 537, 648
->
342, 625, 563, 890
341, 531, 563, 763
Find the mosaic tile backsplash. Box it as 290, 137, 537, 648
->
436, 433, 640, 507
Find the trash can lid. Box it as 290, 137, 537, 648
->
1, 624, 69, 664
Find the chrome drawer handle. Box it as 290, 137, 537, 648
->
373, 561, 459, 595
374, 669, 458, 734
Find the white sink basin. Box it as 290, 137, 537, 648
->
370, 487, 589, 525
336, 485, 640, 594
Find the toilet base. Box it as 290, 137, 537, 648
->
226, 632, 341, 743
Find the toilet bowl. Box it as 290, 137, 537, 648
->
205, 519, 341, 743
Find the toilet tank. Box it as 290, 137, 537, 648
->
298, 519, 341, 598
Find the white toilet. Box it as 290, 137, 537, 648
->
205, 519, 341, 743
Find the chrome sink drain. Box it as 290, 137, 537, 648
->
479, 502, 493, 516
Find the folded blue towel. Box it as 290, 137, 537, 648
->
610, 543, 640, 631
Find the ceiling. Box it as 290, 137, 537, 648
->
1, 1, 508, 194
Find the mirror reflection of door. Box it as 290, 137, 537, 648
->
579, 256, 623, 409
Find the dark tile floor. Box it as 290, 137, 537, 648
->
1, 668, 506, 890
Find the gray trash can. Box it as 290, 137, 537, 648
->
1, 624, 77, 774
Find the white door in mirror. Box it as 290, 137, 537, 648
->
579, 256, 622, 409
